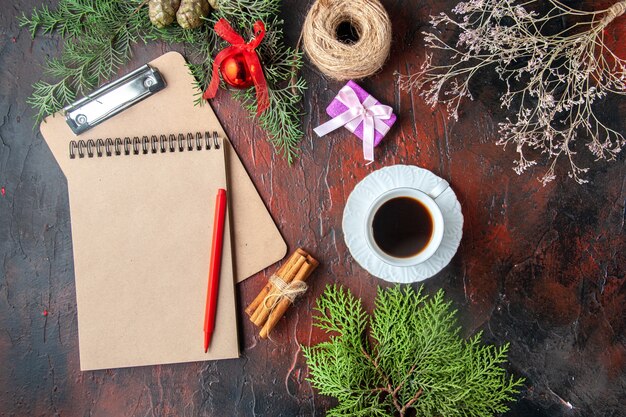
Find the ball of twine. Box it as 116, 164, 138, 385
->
302, 0, 392, 80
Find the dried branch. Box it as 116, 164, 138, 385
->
399, 0, 626, 184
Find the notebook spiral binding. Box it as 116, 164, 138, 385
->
69, 131, 220, 159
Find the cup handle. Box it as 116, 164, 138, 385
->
427, 179, 449, 200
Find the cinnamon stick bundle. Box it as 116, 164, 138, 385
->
246, 248, 318, 338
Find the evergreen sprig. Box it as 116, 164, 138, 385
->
19, 0, 305, 163
302, 285, 524, 417
20, 0, 149, 124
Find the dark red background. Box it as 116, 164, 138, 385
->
1, 0, 624, 416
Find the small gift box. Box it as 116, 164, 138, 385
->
314, 80, 396, 162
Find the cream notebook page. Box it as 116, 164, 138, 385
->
40, 52, 242, 370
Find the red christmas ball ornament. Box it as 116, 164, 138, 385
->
204, 19, 270, 115
219, 53, 254, 89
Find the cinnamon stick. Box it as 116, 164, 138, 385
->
250, 252, 308, 327
250, 253, 307, 326
259, 255, 318, 339
245, 248, 306, 316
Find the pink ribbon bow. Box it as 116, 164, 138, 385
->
314, 85, 393, 162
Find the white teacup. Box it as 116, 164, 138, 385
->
364, 183, 448, 267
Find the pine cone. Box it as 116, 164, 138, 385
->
176, 0, 210, 29
208, 0, 219, 9
149, 0, 181, 28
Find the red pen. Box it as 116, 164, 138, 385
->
204, 188, 227, 352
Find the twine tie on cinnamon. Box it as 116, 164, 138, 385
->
246, 248, 319, 339
302, 0, 392, 80
263, 274, 308, 310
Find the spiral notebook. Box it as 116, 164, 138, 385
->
39, 52, 286, 370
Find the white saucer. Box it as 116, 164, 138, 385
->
342, 165, 463, 283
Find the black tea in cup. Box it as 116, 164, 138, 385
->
372, 196, 434, 258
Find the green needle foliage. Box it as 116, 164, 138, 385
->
19, 0, 305, 163
302, 285, 524, 417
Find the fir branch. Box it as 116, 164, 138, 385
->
26, 79, 77, 124
20, 0, 305, 162
20, 0, 149, 124
214, 12, 306, 162
18, 2, 97, 38
216, 0, 280, 25
302, 285, 524, 417
233, 77, 306, 163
